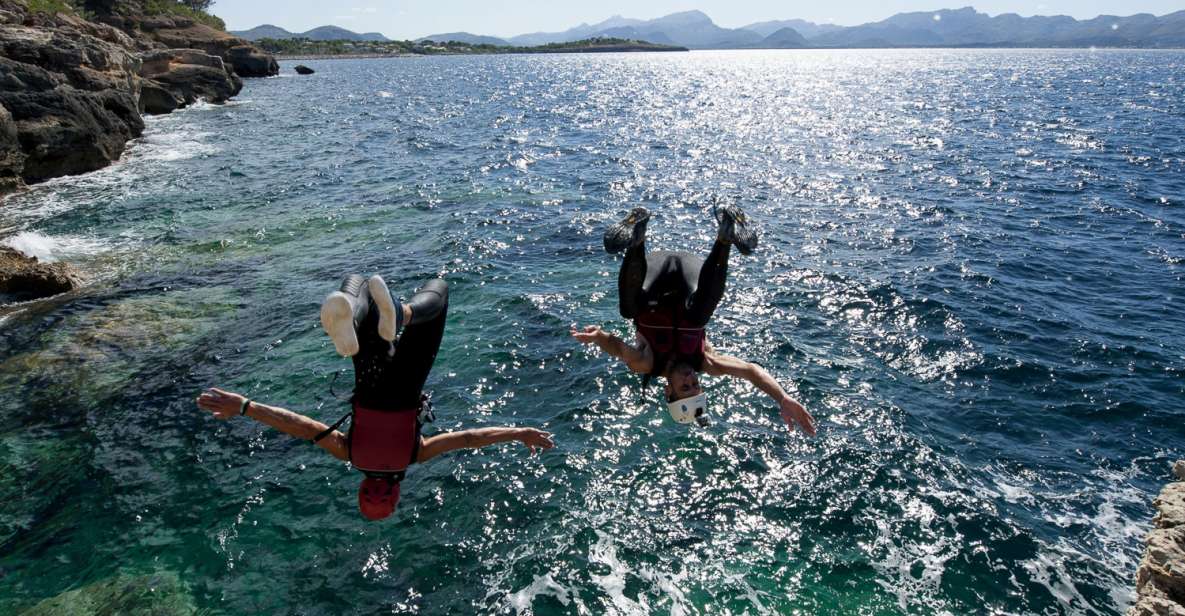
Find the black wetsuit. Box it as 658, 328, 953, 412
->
340, 276, 449, 411
618, 238, 732, 376
618, 239, 731, 327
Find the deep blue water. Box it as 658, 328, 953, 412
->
1, 49, 1184, 615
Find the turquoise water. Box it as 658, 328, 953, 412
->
1, 49, 1183, 614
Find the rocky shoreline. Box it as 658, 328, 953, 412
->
1130, 461, 1185, 616
0, 0, 277, 300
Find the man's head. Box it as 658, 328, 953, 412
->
358, 476, 400, 520
664, 361, 709, 425
664, 361, 702, 402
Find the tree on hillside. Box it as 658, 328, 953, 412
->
181, 0, 213, 11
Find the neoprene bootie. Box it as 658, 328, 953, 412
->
715, 205, 758, 255
321, 274, 370, 357
603, 207, 651, 254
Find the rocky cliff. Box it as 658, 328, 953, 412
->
1130, 461, 1185, 616
0, 0, 276, 195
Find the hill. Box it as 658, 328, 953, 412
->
417, 32, 509, 46
231, 24, 388, 42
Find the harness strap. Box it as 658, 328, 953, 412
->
313, 411, 351, 444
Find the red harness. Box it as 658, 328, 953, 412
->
635, 306, 706, 376
348, 403, 420, 477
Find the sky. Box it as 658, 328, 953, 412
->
212, 1, 1185, 39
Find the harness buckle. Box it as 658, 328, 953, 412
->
419, 392, 436, 424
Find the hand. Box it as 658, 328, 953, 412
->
779, 397, 817, 437
570, 325, 603, 345
196, 387, 247, 421
516, 428, 555, 454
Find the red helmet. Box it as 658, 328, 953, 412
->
358, 477, 400, 520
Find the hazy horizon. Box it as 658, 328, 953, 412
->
214, 1, 1185, 40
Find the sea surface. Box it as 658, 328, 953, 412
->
1, 49, 1184, 615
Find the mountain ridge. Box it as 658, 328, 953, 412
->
424, 7, 1185, 49
235, 7, 1185, 50
231, 24, 388, 42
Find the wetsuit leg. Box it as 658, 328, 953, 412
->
352, 279, 449, 410
618, 242, 648, 319
685, 240, 731, 327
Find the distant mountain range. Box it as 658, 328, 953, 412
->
230, 24, 388, 42
420, 7, 1185, 49
235, 7, 1185, 50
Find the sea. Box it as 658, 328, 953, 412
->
1, 49, 1183, 615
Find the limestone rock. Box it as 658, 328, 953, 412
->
0, 246, 81, 302
1132, 468, 1185, 616
226, 44, 278, 78
0, 102, 24, 194
1130, 594, 1185, 616
0, 5, 144, 184
0, 58, 143, 183
97, 9, 279, 78
138, 78, 181, 114
294, 64, 315, 75
1157, 483, 1185, 530
1135, 526, 1185, 605
139, 48, 241, 107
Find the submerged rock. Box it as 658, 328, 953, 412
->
294, 64, 315, 75
0, 246, 81, 302
19, 572, 196, 616
1130, 461, 1185, 616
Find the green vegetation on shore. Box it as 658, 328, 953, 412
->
19, 0, 226, 30
144, 0, 226, 30
256, 36, 687, 57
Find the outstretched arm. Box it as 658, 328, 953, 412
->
571, 325, 652, 374
703, 355, 817, 436
417, 427, 554, 463
196, 388, 350, 461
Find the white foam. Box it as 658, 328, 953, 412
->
130, 129, 219, 163
508, 573, 571, 613
587, 532, 692, 615
2, 231, 111, 262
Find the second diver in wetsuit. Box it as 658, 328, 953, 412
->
572, 206, 816, 435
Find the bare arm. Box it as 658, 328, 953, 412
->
571, 325, 652, 374
417, 427, 554, 463
703, 354, 817, 436
196, 388, 350, 461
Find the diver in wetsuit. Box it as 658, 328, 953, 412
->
197, 276, 553, 521
572, 206, 816, 435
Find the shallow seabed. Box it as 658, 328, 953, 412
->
1, 49, 1183, 615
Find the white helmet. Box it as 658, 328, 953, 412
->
667, 392, 709, 426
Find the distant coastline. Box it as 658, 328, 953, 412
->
260, 37, 687, 58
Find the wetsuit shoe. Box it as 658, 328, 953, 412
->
603, 207, 651, 254
716, 205, 759, 255
321, 291, 360, 357
368, 275, 404, 343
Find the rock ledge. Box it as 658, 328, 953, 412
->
1130, 461, 1185, 616
0, 245, 80, 302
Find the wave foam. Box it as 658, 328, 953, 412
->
1, 231, 112, 262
